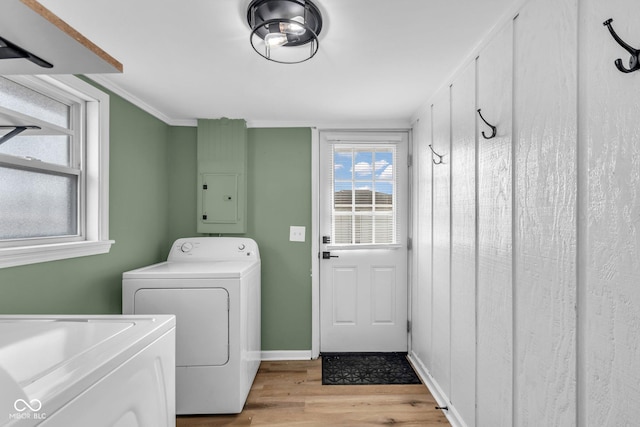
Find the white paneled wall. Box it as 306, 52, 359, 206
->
409, 0, 640, 425
476, 19, 513, 427
431, 90, 452, 399
513, 0, 578, 424
450, 62, 476, 427
582, 0, 640, 425
410, 109, 433, 369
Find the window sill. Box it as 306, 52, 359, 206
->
0, 240, 115, 269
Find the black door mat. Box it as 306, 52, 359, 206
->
321, 352, 422, 385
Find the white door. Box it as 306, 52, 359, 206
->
319, 131, 409, 352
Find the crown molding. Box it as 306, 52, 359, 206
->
85, 76, 412, 130
86, 75, 197, 127
246, 119, 411, 129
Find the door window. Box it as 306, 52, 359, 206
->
331, 145, 397, 245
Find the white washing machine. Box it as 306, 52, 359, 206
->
122, 237, 261, 415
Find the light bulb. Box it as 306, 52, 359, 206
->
279, 16, 306, 36
265, 32, 288, 48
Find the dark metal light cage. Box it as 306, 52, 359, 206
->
247, 0, 323, 64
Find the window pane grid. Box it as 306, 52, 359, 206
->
331, 144, 397, 245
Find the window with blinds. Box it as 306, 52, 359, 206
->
330, 144, 397, 245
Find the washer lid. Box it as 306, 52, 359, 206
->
0, 315, 175, 422
122, 260, 259, 279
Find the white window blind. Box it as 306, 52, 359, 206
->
330, 144, 398, 245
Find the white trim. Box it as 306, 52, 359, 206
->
408, 351, 467, 427
315, 129, 410, 352
85, 76, 414, 130
0, 106, 74, 136
86, 75, 197, 127
407, 127, 414, 353
0, 154, 80, 175
246, 120, 412, 129
311, 128, 320, 359
321, 132, 406, 143
0, 75, 114, 269
0, 240, 114, 269
261, 350, 313, 361
50, 75, 113, 248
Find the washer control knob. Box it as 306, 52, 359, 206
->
180, 242, 193, 253
238, 243, 246, 251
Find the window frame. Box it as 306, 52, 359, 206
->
329, 142, 401, 249
0, 75, 113, 268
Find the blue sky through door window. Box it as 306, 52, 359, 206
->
332, 146, 396, 245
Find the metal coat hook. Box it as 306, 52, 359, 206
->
428, 144, 444, 165
603, 18, 640, 73
477, 109, 497, 139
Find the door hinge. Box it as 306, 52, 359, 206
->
407, 154, 413, 167
203, 184, 208, 190
407, 320, 411, 333
407, 237, 413, 250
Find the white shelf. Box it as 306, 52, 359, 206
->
0, 0, 122, 75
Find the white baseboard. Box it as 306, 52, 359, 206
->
408, 351, 467, 427
261, 350, 313, 361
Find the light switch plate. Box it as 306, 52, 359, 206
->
289, 226, 306, 242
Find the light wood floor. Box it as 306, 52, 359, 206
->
176, 358, 450, 426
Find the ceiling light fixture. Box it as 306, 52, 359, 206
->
247, 0, 323, 64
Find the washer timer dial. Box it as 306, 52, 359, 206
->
180, 242, 194, 253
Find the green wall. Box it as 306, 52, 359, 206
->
167, 126, 198, 243
0, 82, 171, 314
0, 84, 313, 351
246, 128, 312, 350
166, 126, 313, 351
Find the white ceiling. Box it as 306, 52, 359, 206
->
39, 0, 517, 127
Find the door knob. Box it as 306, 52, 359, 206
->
322, 251, 338, 259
